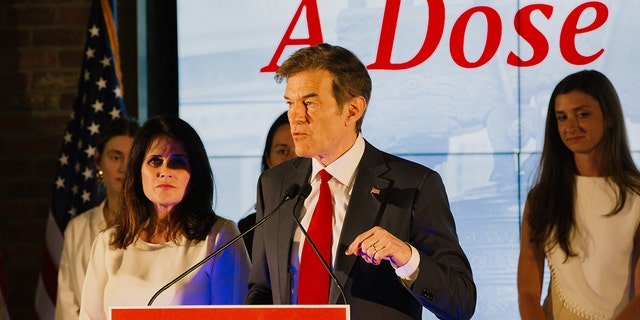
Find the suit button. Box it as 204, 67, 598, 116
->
422, 290, 435, 301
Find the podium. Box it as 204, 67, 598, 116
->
111, 305, 350, 320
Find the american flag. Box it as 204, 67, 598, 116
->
34, 0, 127, 318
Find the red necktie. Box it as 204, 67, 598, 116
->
298, 169, 332, 304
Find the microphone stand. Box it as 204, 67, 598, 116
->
292, 184, 348, 305
147, 183, 301, 306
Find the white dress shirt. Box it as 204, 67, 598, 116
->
290, 135, 419, 302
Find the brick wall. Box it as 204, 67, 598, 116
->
0, 1, 92, 318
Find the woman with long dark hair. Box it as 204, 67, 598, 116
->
518, 70, 640, 319
79, 115, 250, 320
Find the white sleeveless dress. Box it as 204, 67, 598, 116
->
544, 176, 640, 319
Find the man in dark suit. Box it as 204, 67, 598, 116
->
245, 43, 476, 320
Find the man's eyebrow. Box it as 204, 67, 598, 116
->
303, 93, 318, 99
284, 92, 319, 100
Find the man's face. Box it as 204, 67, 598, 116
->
285, 69, 358, 166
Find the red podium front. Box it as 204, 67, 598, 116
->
111, 305, 350, 320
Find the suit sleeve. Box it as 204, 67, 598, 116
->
244, 174, 274, 304
408, 170, 476, 320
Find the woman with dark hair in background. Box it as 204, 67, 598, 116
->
56, 118, 139, 320
238, 111, 296, 258
79, 115, 250, 320
518, 70, 640, 319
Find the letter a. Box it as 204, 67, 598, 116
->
260, 0, 324, 72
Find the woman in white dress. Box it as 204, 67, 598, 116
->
518, 70, 640, 319
79, 115, 250, 320
56, 118, 139, 320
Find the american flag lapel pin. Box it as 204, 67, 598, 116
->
370, 187, 380, 195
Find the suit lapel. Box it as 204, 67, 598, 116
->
331, 142, 391, 303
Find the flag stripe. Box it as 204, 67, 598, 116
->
40, 243, 58, 303
45, 211, 64, 268
35, 278, 55, 320
0, 251, 12, 319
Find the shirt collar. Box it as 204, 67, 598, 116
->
311, 134, 365, 186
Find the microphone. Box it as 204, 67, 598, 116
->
292, 183, 348, 305
147, 183, 301, 306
